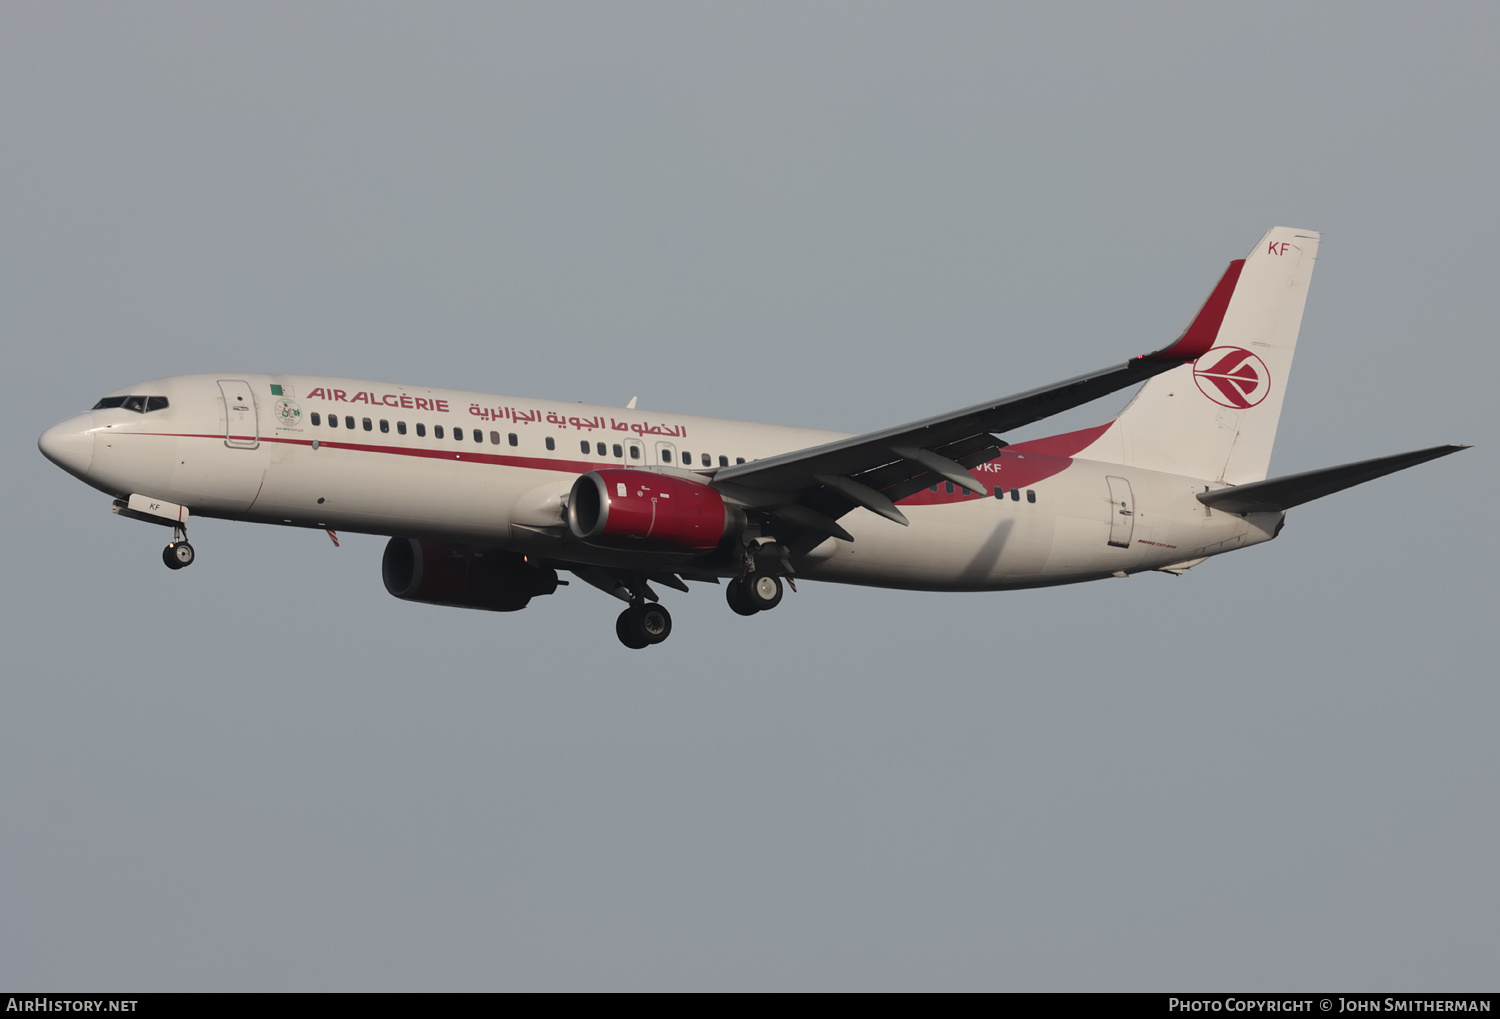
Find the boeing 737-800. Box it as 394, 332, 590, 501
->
38, 227, 1466, 647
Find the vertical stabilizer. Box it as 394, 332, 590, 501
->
1074, 227, 1320, 484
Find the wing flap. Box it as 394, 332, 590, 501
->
715, 356, 1176, 495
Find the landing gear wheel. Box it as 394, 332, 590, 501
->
616, 604, 674, 648
616, 608, 650, 649
638, 604, 672, 645
726, 579, 760, 616
163, 541, 195, 570
744, 571, 783, 611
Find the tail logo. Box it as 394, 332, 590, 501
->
1193, 346, 1270, 409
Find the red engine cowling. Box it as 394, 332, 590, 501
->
567, 469, 739, 550
382, 538, 559, 612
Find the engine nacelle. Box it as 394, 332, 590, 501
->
381, 538, 559, 612
567, 469, 739, 551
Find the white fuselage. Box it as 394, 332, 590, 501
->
44, 373, 1280, 590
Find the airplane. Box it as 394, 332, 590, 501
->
38, 227, 1467, 648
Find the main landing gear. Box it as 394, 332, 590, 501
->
726, 571, 783, 615
606, 566, 786, 648
162, 526, 195, 570
616, 602, 673, 649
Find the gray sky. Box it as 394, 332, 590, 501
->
2, 2, 1495, 991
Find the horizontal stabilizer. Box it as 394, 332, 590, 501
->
1196, 444, 1470, 513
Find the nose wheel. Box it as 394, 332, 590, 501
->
163, 541, 195, 569
162, 526, 195, 571
616, 603, 672, 649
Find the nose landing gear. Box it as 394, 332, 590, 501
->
616, 602, 673, 649
162, 525, 195, 570
162, 540, 195, 569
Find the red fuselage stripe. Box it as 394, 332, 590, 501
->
132, 431, 1079, 506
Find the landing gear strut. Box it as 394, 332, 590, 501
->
726, 571, 783, 615
616, 602, 673, 649
162, 526, 195, 570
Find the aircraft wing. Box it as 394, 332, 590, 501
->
712, 259, 1245, 546
1196, 445, 1470, 513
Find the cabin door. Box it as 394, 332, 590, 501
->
218, 379, 260, 449
1106, 475, 1135, 548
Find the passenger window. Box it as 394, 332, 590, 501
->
416, 423, 426, 437
380, 419, 389, 433
508, 433, 518, 446
993, 487, 1003, 499
630, 445, 641, 460
736, 458, 745, 464
545, 437, 555, 451
1011, 488, 1020, 501
596, 442, 606, 456
662, 449, 673, 463
612, 443, 623, 458
435, 425, 444, 439
362, 418, 372, 431
701, 453, 710, 467
473, 429, 482, 442
455, 427, 464, 441
345, 416, 355, 429
489, 431, 499, 445
397, 421, 407, 435
945, 482, 954, 494
580, 440, 590, 454
146, 396, 169, 411
1027, 490, 1036, 503
719, 455, 728, 467
329, 414, 339, 428
311, 412, 321, 426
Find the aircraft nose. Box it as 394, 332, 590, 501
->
38, 413, 96, 478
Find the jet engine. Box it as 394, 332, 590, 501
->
567, 469, 741, 551
381, 538, 559, 612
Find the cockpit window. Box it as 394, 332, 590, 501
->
92, 395, 169, 413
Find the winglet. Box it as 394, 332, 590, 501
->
1142, 258, 1246, 362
